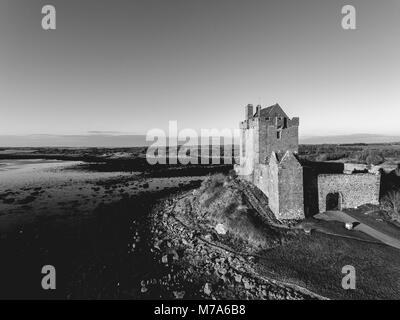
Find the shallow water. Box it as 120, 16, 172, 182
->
0, 159, 68, 172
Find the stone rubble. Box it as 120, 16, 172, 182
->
144, 194, 318, 300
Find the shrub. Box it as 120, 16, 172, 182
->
356, 150, 385, 165
366, 152, 385, 166
381, 190, 400, 222
395, 164, 400, 177
316, 153, 328, 162
198, 174, 226, 208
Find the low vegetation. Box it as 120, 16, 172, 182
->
174, 174, 287, 251
381, 190, 400, 223
299, 143, 400, 165
395, 164, 400, 177
195, 174, 281, 249
355, 149, 385, 165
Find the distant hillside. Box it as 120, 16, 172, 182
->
300, 134, 400, 145
0, 134, 150, 148
0, 134, 240, 148
2, 133, 400, 148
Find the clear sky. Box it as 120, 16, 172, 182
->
0, 0, 399, 138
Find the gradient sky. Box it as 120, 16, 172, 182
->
0, 0, 399, 138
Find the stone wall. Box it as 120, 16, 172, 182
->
254, 160, 279, 216
253, 152, 304, 220
317, 173, 380, 212
238, 121, 257, 177
302, 160, 345, 217
265, 124, 298, 161
256, 117, 299, 165
278, 152, 304, 220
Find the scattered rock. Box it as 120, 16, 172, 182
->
204, 283, 212, 295
215, 223, 227, 235
173, 291, 185, 299
141, 286, 148, 293
220, 274, 230, 284
242, 277, 255, 290
217, 267, 228, 275
234, 274, 242, 283
345, 222, 354, 230
167, 249, 179, 261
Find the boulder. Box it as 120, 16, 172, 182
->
173, 291, 185, 299
215, 223, 227, 235
204, 283, 212, 295
234, 274, 242, 283
345, 222, 354, 230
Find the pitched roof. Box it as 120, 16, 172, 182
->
279, 150, 301, 166
258, 103, 289, 119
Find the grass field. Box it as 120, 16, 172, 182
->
257, 232, 400, 299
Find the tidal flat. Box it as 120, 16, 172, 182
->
0, 156, 223, 299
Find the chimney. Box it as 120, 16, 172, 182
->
245, 104, 253, 120
256, 105, 261, 117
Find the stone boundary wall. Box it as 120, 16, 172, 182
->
317, 173, 380, 212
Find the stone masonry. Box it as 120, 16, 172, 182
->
318, 173, 380, 212
235, 103, 381, 220
235, 103, 304, 220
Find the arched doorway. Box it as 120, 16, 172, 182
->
326, 192, 341, 211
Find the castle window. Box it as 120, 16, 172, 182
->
277, 131, 281, 139
242, 139, 246, 157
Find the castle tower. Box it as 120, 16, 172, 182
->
235, 103, 304, 220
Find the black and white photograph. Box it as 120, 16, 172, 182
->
0, 0, 400, 307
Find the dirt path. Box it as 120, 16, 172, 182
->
316, 211, 400, 250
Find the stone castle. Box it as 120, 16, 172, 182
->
234, 103, 381, 220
